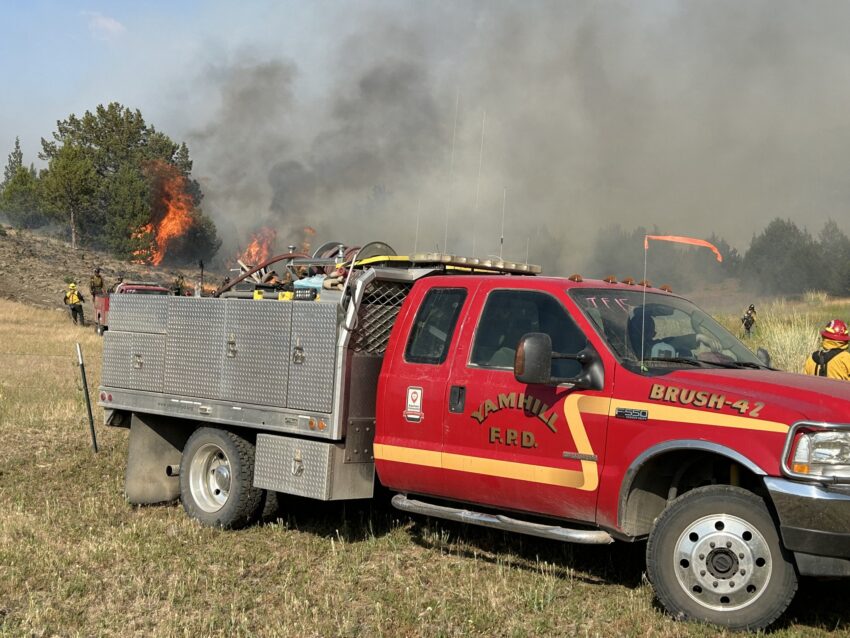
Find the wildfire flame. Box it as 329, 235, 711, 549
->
301, 226, 316, 255
240, 227, 277, 265
134, 161, 195, 266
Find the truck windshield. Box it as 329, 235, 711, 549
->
569, 288, 763, 372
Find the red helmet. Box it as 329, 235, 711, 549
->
821, 319, 849, 342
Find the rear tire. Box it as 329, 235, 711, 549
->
646, 485, 797, 631
179, 427, 263, 529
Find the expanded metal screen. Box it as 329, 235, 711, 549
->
350, 281, 412, 355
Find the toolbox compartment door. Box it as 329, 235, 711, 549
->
164, 297, 226, 399
101, 330, 165, 392
288, 302, 338, 413
220, 300, 292, 407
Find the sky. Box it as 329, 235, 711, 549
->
3, 1, 850, 274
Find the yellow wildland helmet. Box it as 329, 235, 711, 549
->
69, 283, 77, 290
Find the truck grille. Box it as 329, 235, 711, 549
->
350, 281, 411, 355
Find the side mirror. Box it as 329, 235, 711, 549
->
514, 333, 553, 385
756, 347, 772, 368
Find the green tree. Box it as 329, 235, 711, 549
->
817, 220, 850, 297
2, 137, 23, 189
742, 219, 821, 295
40, 145, 97, 249
0, 165, 42, 228
39, 102, 219, 262
103, 165, 151, 258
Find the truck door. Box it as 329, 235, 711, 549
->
374, 283, 473, 497
439, 287, 611, 523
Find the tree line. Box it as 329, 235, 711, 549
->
0, 103, 219, 264
588, 219, 850, 297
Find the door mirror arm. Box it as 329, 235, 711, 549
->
515, 335, 604, 390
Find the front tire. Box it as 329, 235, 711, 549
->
646, 485, 797, 631
179, 427, 263, 529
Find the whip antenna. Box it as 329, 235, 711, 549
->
414, 197, 421, 253
472, 109, 486, 256
443, 90, 460, 253
499, 187, 506, 259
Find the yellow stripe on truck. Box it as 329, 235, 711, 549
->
374, 443, 591, 489
607, 399, 788, 433
374, 394, 785, 491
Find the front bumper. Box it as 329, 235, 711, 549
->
765, 476, 850, 576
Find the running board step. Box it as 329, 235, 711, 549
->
391, 494, 614, 545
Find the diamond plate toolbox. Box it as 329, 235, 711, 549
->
164, 297, 226, 399
101, 330, 134, 389
102, 330, 166, 392
108, 295, 169, 333
254, 433, 334, 499
288, 303, 338, 413
220, 300, 292, 407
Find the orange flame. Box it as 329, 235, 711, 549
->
134, 161, 195, 266
132, 223, 154, 264
240, 227, 277, 265
301, 226, 316, 255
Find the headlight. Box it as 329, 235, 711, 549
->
784, 423, 850, 481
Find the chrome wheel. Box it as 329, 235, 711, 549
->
674, 513, 772, 612
189, 443, 232, 513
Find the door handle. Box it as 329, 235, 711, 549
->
449, 385, 465, 413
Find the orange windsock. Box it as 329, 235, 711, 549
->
644, 235, 723, 263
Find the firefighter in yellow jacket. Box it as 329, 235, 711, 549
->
63, 283, 85, 325
804, 319, 850, 380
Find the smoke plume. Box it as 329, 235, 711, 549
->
187, 1, 850, 276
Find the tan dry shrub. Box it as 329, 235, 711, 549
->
757, 299, 819, 373
804, 290, 830, 305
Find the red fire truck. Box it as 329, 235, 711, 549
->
98, 248, 850, 630
92, 281, 171, 335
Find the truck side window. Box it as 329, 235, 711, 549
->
405, 288, 467, 365
470, 290, 586, 377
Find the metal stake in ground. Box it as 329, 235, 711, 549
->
75, 342, 98, 453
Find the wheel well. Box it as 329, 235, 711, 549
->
620, 450, 765, 538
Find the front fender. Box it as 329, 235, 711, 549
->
616, 439, 767, 533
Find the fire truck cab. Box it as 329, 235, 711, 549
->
98, 250, 850, 630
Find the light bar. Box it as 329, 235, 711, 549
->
409, 253, 542, 275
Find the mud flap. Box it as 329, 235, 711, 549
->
125, 413, 192, 504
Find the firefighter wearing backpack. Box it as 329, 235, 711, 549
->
63, 282, 85, 325
804, 319, 850, 380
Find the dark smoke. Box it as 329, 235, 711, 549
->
188, 1, 850, 276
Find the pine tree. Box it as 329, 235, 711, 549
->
2, 137, 23, 189
40, 145, 97, 249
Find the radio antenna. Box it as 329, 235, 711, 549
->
472, 109, 487, 256
414, 197, 421, 253
499, 187, 506, 259
443, 90, 460, 254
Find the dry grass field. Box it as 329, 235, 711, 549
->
717, 292, 850, 373
2, 297, 850, 637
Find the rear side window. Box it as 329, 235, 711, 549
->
405, 288, 467, 364
470, 290, 587, 376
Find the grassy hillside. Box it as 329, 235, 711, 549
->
1, 298, 850, 636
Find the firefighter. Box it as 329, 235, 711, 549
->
741, 304, 757, 337
89, 267, 105, 297
63, 283, 85, 325
109, 274, 124, 293
804, 319, 850, 380
172, 273, 185, 296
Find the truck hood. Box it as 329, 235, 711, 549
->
663, 368, 850, 424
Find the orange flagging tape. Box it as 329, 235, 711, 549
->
644, 235, 723, 262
